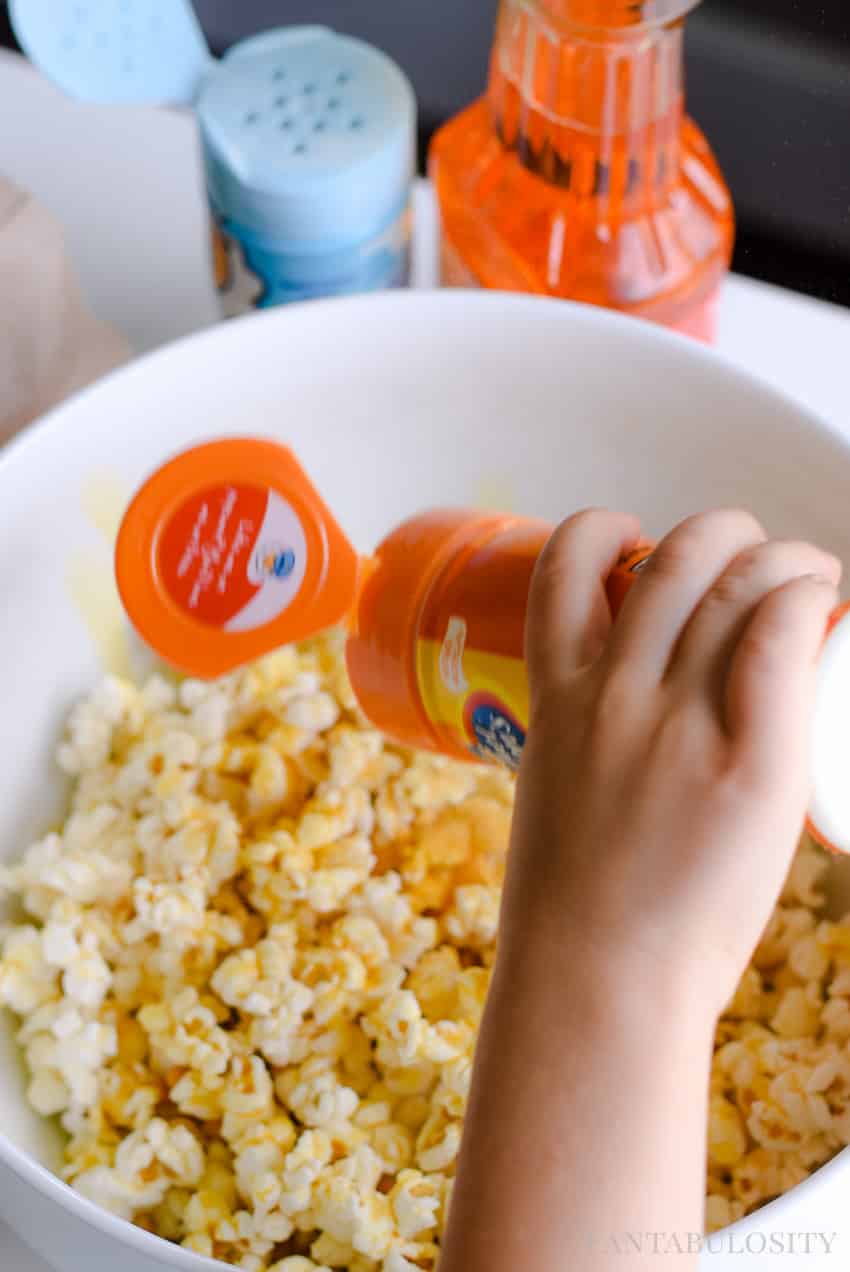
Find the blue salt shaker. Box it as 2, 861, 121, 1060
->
200, 27, 416, 314
9, 6, 416, 314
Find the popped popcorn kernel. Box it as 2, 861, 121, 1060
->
708, 1096, 747, 1168
0, 925, 59, 1014
268, 1259, 331, 1272
389, 1170, 442, 1240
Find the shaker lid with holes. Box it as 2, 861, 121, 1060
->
197, 26, 416, 248
9, 0, 212, 104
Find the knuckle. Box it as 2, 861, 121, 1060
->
534, 508, 619, 591
545, 508, 610, 555
704, 507, 766, 541
683, 507, 765, 544
536, 514, 588, 574
562, 507, 607, 531
705, 542, 782, 604
735, 538, 829, 575
651, 510, 765, 581
643, 531, 700, 582
703, 568, 751, 609
736, 624, 786, 674
708, 541, 836, 607
728, 541, 773, 575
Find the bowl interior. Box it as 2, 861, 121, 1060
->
3, 290, 850, 1178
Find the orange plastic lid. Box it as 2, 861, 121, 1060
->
116, 438, 361, 678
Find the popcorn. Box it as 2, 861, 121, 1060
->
407, 948, 461, 1023
276, 1127, 332, 1218
310, 1165, 394, 1259
770, 985, 822, 1039
220, 1055, 276, 1144
707, 1096, 748, 1168
138, 987, 232, 1079
0, 925, 59, 1014
124, 877, 209, 948
18, 999, 117, 1117
268, 1260, 330, 1272
369, 1121, 414, 1174
788, 931, 830, 982
57, 676, 141, 775
2, 632, 847, 1271
73, 1119, 204, 1220
28, 1069, 72, 1117
383, 1247, 430, 1272
310, 1232, 356, 1267
363, 991, 426, 1068
415, 1110, 462, 1174
705, 1193, 746, 1234
277, 1056, 360, 1129
285, 691, 340, 734
443, 883, 500, 950
56, 932, 112, 1011
390, 1170, 442, 1240
432, 1057, 472, 1120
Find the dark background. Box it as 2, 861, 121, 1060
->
3, 1, 849, 306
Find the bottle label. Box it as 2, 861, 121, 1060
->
416, 541, 659, 770
211, 218, 267, 318
157, 483, 307, 632
418, 628, 529, 770
210, 212, 412, 317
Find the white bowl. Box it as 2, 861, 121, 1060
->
2, 292, 850, 1272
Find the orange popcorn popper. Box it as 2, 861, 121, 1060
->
116, 438, 850, 855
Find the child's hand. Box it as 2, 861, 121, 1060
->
439, 508, 842, 1272
505, 507, 841, 1016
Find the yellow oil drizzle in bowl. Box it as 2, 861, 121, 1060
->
473, 474, 515, 513
80, 474, 128, 542
65, 473, 135, 680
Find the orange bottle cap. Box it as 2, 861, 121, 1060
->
116, 438, 360, 678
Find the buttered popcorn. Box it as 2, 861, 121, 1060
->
1, 632, 849, 1267
0, 634, 509, 1271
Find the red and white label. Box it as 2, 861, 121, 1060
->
157, 484, 307, 632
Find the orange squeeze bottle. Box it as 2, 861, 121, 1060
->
429, 0, 735, 342
117, 439, 850, 854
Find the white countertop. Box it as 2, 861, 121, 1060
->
1, 44, 850, 1272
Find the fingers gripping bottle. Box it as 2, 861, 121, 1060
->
429, 0, 735, 342
118, 439, 850, 854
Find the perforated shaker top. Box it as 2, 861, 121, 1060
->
9, 0, 211, 105
198, 27, 416, 249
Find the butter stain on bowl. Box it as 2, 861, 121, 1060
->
473, 474, 516, 513
66, 473, 137, 681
